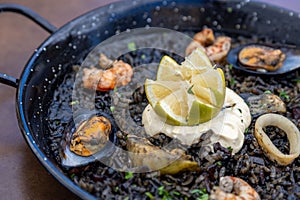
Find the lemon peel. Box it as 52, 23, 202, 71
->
145, 47, 226, 126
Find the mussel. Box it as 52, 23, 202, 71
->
241, 93, 286, 117
60, 110, 117, 167
227, 43, 300, 75
238, 45, 285, 71
69, 115, 111, 157
126, 135, 200, 175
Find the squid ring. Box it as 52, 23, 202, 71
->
254, 113, 300, 166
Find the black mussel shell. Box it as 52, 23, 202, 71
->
227, 43, 300, 75
60, 110, 117, 168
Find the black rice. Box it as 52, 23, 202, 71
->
46, 34, 300, 199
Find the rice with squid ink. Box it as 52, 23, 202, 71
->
46, 31, 300, 199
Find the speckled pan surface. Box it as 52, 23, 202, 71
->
13, 0, 300, 199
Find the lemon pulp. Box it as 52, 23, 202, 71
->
145, 48, 226, 126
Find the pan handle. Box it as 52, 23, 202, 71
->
0, 3, 58, 88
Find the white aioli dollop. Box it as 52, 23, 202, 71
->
142, 88, 251, 154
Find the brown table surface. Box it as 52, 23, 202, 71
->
0, 0, 299, 199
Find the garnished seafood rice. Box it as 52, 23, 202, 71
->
46, 30, 300, 199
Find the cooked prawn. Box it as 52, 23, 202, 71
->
82, 57, 133, 92
186, 28, 231, 63
193, 28, 215, 46
206, 36, 231, 62
210, 176, 260, 200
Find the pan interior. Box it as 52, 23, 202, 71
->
17, 0, 300, 199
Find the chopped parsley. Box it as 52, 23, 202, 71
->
279, 90, 290, 101
69, 100, 79, 105
141, 54, 146, 60
127, 42, 136, 51
145, 192, 155, 199
187, 85, 195, 95
230, 77, 235, 87
227, 7, 233, 13
110, 106, 115, 112
227, 146, 233, 152
264, 90, 272, 94
125, 171, 134, 180
190, 188, 209, 200
70, 173, 76, 179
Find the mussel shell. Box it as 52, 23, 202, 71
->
60, 110, 117, 168
227, 43, 300, 75
240, 93, 286, 118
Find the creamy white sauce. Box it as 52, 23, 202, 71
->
142, 88, 251, 154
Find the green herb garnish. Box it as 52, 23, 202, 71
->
110, 106, 115, 112
292, 77, 300, 82
227, 146, 233, 152
127, 42, 136, 51
158, 186, 172, 200
171, 191, 181, 196
70, 173, 76, 179
190, 188, 209, 200
69, 100, 79, 105
158, 186, 165, 196
145, 192, 155, 200
279, 90, 290, 101
187, 85, 195, 95
264, 90, 272, 94
141, 54, 146, 60
197, 194, 209, 200
125, 171, 134, 180
227, 7, 233, 13
229, 77, 235, 87
190, 189, 202, 194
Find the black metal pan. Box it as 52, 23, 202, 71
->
1, 1, 299, 199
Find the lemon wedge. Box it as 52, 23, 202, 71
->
156, 56, 184, 81
145, 47, 226, 126
181, 47, 212, 70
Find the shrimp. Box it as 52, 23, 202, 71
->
209, 176, 260, 200
82, 58, 133, 92
185, 28, 231, 63
206, 36, 231, 62
110, 60, 133, 86
193, 28, 215, 46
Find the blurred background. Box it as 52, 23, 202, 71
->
0, 0, 298, 199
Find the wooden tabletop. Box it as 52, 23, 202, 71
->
0, 0, 299, 199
